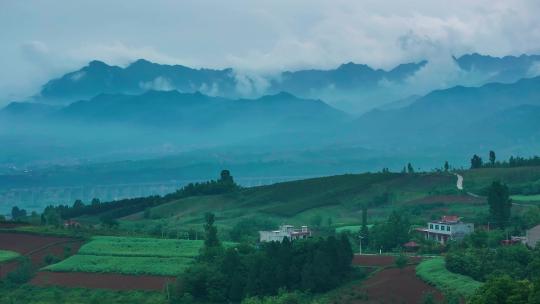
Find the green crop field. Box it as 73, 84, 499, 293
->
0, 285, 166, 304
45, 236, 234, 276
77, 236, 207, 258
416, 257, 482, 299
0, 250, 20, 263
511, 194, 540, 202
45, 255, 193, 276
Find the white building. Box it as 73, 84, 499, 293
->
416, 215, 474, 244
259, 225, 311, 243
525, 225, 540, 248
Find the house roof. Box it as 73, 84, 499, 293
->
441, 215, 459, 223
403, 241, 420, 247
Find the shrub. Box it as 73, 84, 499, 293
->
6, 257, 34, 285
44, 254, 61, 265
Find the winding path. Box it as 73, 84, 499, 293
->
454, 173, 463, 190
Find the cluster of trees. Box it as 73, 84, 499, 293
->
229, 218, 276, 242
471, 151, 497, 169
42, 196, 163, 225
446, 243, 540, 281
445, 228, 540, 303
471, 151, 540, 169
171, 213, 353, 303
10, 207, 27, 220
401, 163, 416, 174
40, 170, 240, 223
469, 275, 540, 304
369, 211, 410, 251
176, 170, 240, 197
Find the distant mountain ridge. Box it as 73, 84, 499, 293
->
2, 53, 540, 172
31, 52, 540, 114
353, 75, 540, 151
35, 58, 427, 107
39, 59, 238, 103
3, 91, 348, 132
455, 53, 540, 83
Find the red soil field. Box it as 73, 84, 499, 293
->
348, 266, 444, 304
1, 231, 174, 291
31, 272, 175, 291
0, 232, 84, 279
352, 254, 422, 267
0, 232, 77, 254
0, 222, 28, 229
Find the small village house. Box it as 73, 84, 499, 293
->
63, 219, 82, 228
259, 225, 311, 243
416, 215, 474, 244
403, 241, 420, 252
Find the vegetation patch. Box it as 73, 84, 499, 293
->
44, 236, 232, 276
77, 236, 208, 258
0, 285, 166, 304
416, 257, 482, 299
0, 249, 20, 263
511, 194, 540, 202
44, 255, 192, 276
335, 225, 362, 233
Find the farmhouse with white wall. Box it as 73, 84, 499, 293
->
416, 215, 474, 244
259, 225, 311, 243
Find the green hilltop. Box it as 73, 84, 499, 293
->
53, 165, 540, 241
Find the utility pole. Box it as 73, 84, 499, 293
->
359, 235, 364, 255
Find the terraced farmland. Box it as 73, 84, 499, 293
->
76, 236, 206, 258
45, 236, 234, 276
45, 255, 193, 276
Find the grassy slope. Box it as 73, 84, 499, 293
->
462, 166, 540, 192
416, 257, 482, 299
74, 167, 540, 237
115, 172, 485, 236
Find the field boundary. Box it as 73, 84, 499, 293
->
416, 257, 482, 299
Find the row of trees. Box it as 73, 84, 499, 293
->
470, 152, 495, 169
471, 151, 540, 169
10, 206, 27, 220
39, 170, 240, 223
171, 213, 354, 303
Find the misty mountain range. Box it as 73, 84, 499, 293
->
2, 52, 540, 188
25, 53, 540, 113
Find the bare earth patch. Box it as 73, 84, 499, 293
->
31, 271, 175, 291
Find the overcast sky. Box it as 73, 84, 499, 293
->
1, 0, 540, 101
